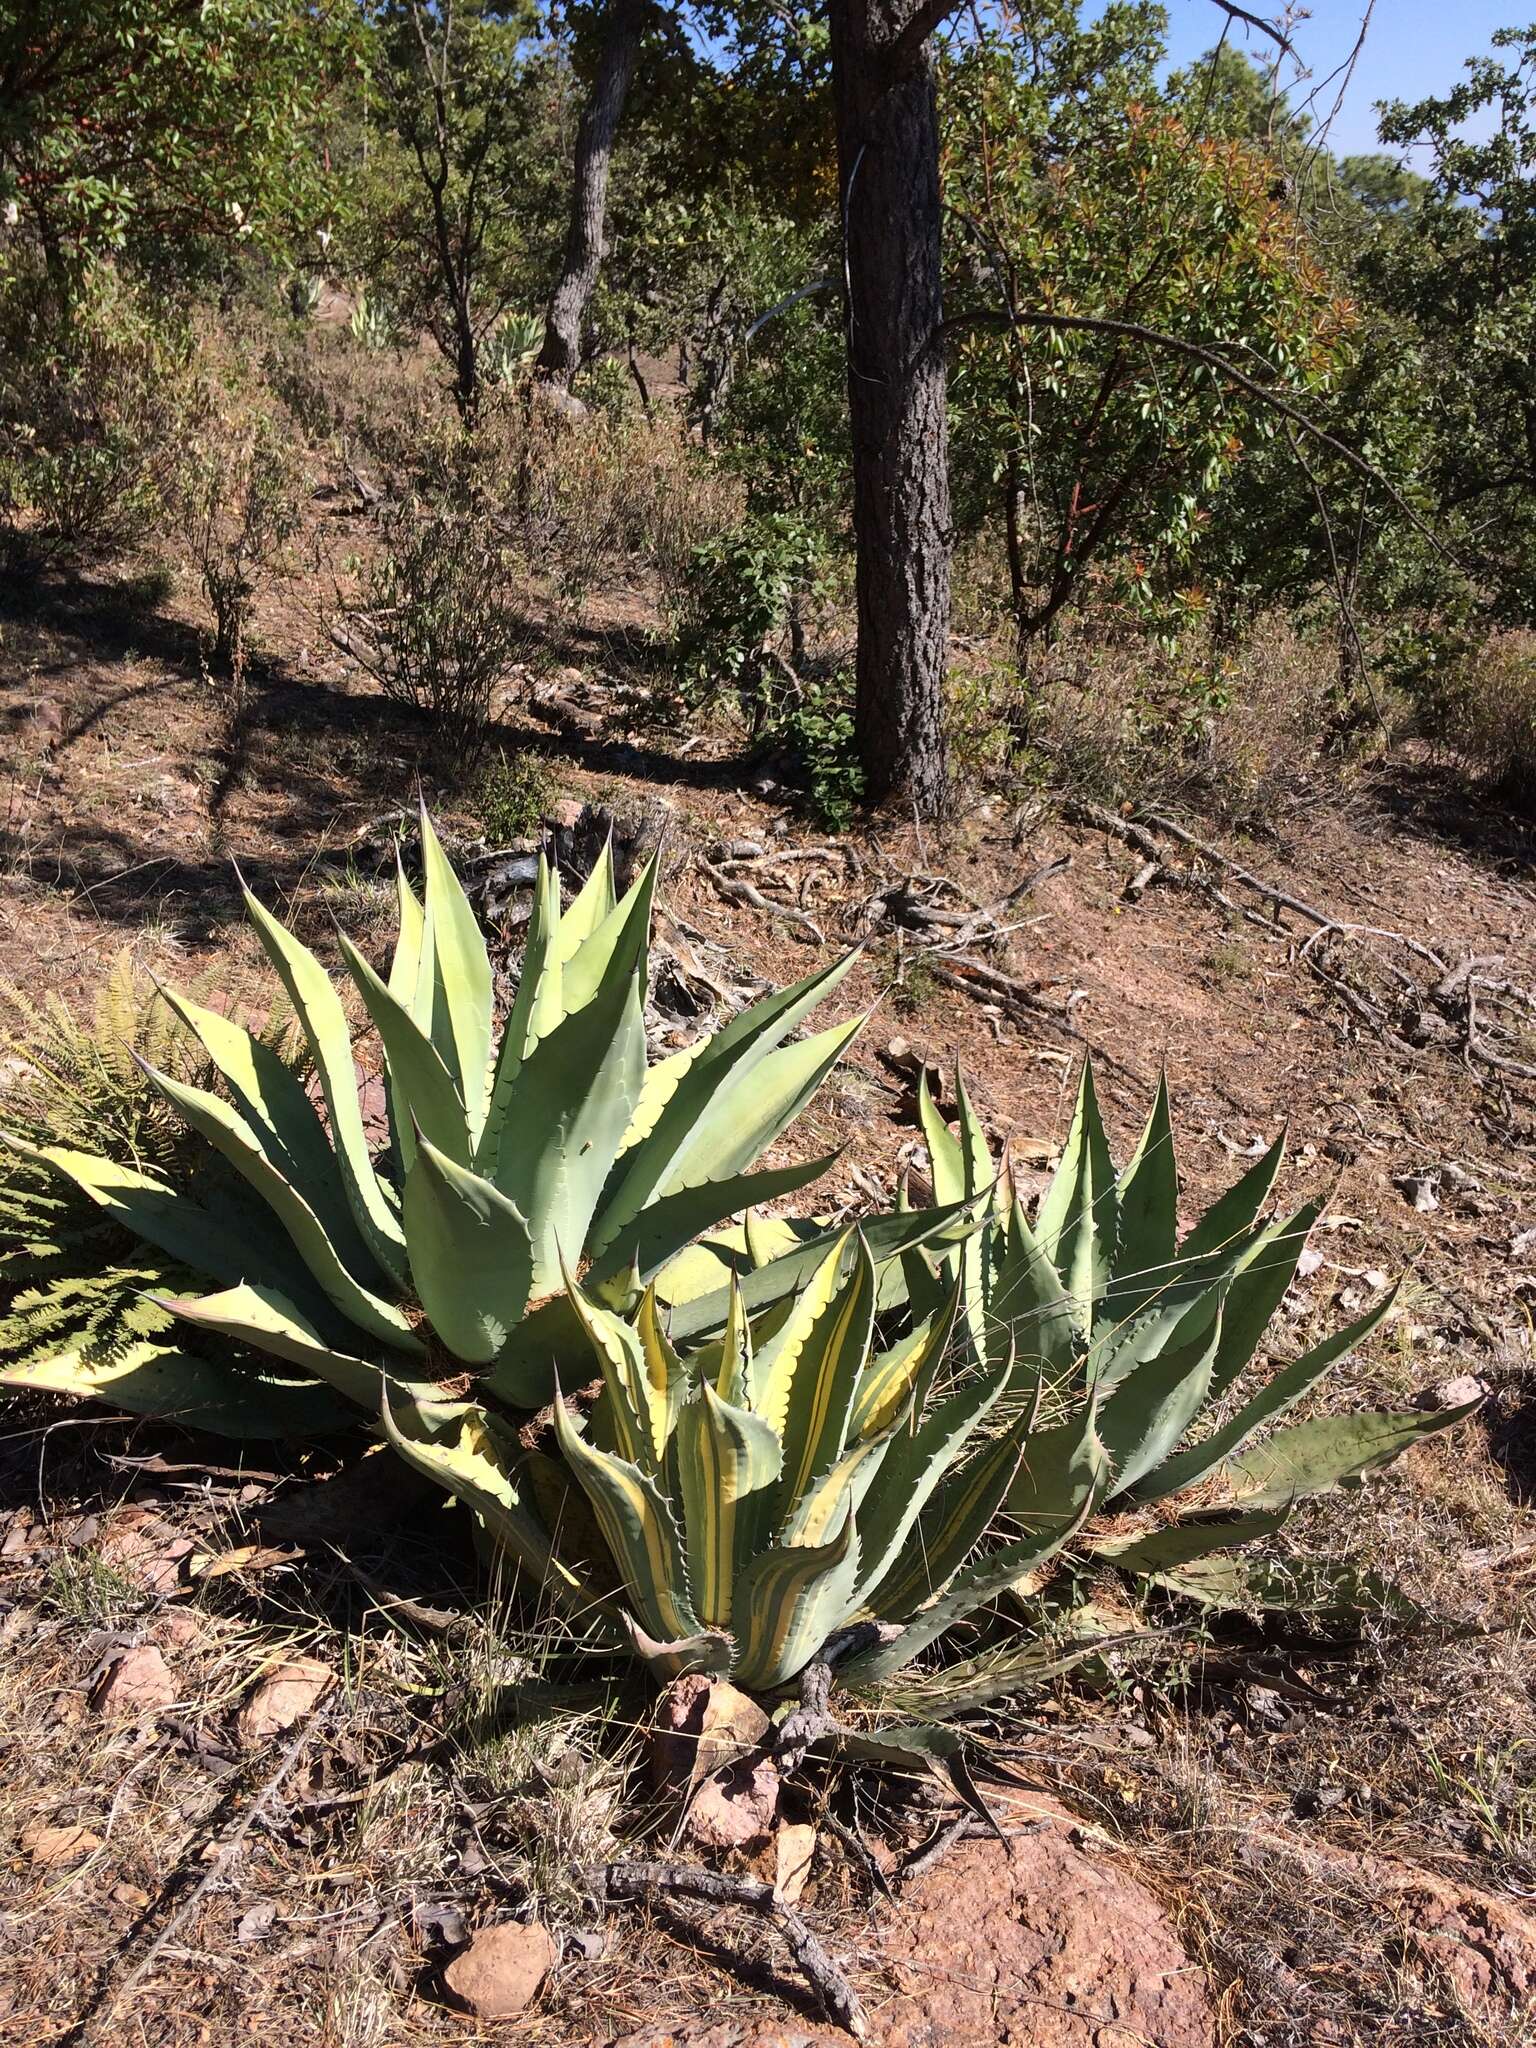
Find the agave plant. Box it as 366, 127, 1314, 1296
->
386, 1062, 1474, 1717
2, 812, 873, 1430
482, 313, 543, 386
384, 1236, 1070, 1693
349, 292, 394, 352
877, 1062, 1480, 1650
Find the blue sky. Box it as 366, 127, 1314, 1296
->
1154, 0, 1525, 154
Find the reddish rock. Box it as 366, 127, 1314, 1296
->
654, 1676, 771, 1793
602, 1796, 1215, 2048
90, 1645, 176, 1718
687, 1751, 781, 1855
235, 1657, 334, 1745
441, 1920, 557, 2018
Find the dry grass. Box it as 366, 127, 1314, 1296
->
1431, 630, 1536, 815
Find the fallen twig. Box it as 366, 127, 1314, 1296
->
601, 1859, 867, 2037
700, 858, 825, 945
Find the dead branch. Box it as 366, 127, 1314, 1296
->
699, 858, 825, 945
601, 1859, 868, 2037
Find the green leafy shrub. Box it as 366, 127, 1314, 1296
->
473, 749, 556, 842
3, 814, 863, 1429
341, 484, 530, 773
0, 270, 188, 559
171, 404, 303, 684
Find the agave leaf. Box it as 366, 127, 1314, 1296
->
827, 1720, 965, 1766
0, 1339, 354, 1438
771, 1235, 877, 1517
865, 1413, 1033, 1625
1181, 1130, 1286, 1261
1, 1135, 313, 1302
388, 854, 426, 1007
1096, 1293, 1224, 1496
1214, 1400, 1480, 1510
1150, 1551, 1426, 1623
730, 1501, 861, 1692
382, 1390, 599, 1620
620, 1612, 735, 1682
953, 1069, 994, 1203
880, 1630, 1161, 1721
555, 842, 619, 964
635, 1284, 690, 1456
845, 1474, 1098, 1688
987, 1201, 1078, 1376
557, 854, 656, 1012
590, 951, 859, 1257
1008, 1400, 1113, 1531
850, 1348, 1017, 1610
585, 1152, 837, 1294
158, 1279, 407, 1409
401, 1137, 533, 1365
1033, 1062, 1117, 1341
667, 1199, 983, 1345
917, 1070, 967, 1205
564, 1275, 653, 1468
1107, 1073, 1178, 1321
1086, 1506, 1291, 1574
493, 871, 651, 1295
592, 1019, 862, 1266
418, 805, 494, 1140
136, 1059, 422, 1355
155, 984, 349, 1223
552, 1393, 701, 1644
848, 1283, 960, 1442
1199, 1203, 1320, 1407
480, 855, 561, 1174
1136, 1282, 1404, 1503
674, 1382, 783, 1627
242, 883, 409, 1287
336, 929, 469, 1173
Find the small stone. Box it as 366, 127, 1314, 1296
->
774, 1822, 817, 1906
1413, 1373, 1487, 1411
155, 1608, 203, 1650
23, 1823, 102, 1867
236, 1657, 334, 1745
236, 1900, 278, 1944
90, 1645, 176, 1718
546, 798, 585, 831
441, 1920, 556, 2018
653, 1676, 771, 1793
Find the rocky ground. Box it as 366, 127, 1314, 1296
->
1, 544, 1533, 2046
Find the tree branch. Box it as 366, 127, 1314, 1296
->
937, 307, 1471, 578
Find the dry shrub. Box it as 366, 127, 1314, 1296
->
952, 612, 1345, 828
168, 400, 303, 690
1432, 630, 1536, 813
509, 399, 742, 621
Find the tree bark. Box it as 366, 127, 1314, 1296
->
538, 0, 649, 389
830, 0, 952, 816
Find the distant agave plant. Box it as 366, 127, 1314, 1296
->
349, 292, 394, 352
481, 313, 543, 386
288, 273, 324, 322
2, 812, 879, 1432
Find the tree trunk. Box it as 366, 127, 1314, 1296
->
539, 0, 648, 390
830, 0, 952, 816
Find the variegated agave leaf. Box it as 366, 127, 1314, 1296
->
3, 811, 863, 1432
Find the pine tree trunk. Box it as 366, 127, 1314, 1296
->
538, 0, 648, 390
830, 0, 952, 816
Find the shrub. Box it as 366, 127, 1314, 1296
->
341, 490, 530, 774
481, 313, 542, 386
1427, 631, 1536, 812
0, 270, 187, 560
473, 748, 555, 842
170, 403, 303, 690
